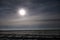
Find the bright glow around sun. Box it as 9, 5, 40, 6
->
18, 9, 26, 16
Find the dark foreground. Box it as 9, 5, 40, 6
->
0, 30, 60, 40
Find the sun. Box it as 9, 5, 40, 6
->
18, 9, 26, 16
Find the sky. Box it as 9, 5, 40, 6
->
0, 0, 60, 30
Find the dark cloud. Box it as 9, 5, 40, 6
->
0, 0, 60, 30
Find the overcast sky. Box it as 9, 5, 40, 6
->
0, 0, 60, 30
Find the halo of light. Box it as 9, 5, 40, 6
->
18, 9, 26, 16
